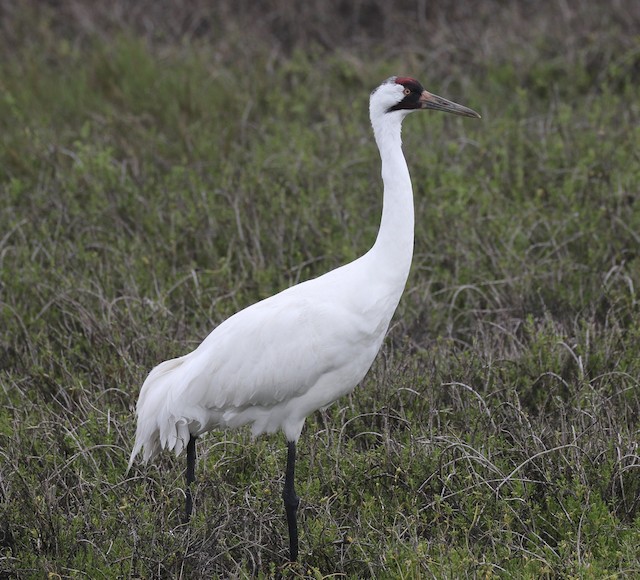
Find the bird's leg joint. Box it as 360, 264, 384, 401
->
282, 485, 300, 509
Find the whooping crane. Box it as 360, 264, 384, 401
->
129, 76, 480, 561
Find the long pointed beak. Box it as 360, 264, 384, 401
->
419, 90, 481, 119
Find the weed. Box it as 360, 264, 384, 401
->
1, 1, 639, 577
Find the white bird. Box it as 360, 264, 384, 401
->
129, 76, 479, 561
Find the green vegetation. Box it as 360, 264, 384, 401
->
1, 1, 639, 577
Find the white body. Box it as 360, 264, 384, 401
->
129, 80, 415, 466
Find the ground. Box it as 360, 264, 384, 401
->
0, 1, 639, 577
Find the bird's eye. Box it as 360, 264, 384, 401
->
403, 88, 411, 96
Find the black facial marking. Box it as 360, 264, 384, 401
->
387, 78, 425, 113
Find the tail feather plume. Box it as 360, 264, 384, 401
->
128, 356, 191, 471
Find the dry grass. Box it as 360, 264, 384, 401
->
1, 1, 639, 577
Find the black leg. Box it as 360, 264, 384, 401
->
184, 434, 197, 523
282, 440, 300, 561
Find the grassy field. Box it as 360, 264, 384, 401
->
1, 1, 639, 577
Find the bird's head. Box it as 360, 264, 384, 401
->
370, 76, 480, 122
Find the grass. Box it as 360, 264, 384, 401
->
1, 1, 639, 577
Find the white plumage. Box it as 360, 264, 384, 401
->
129, 76, 479, 561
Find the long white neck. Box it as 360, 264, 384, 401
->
367, 111, 415, 289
